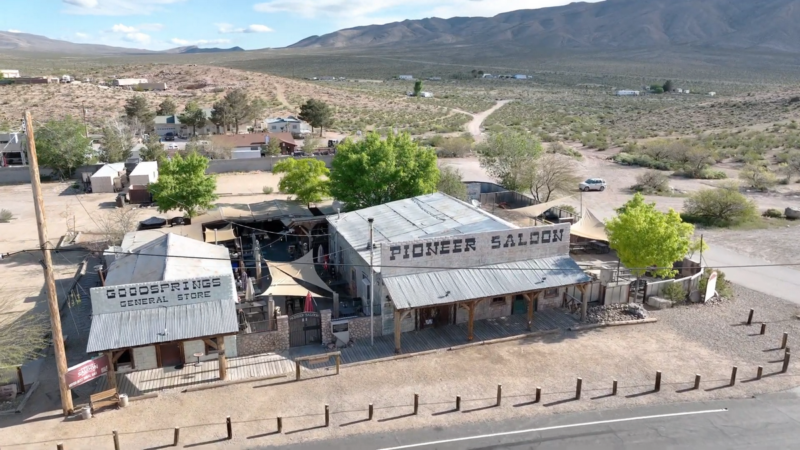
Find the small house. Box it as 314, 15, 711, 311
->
90, 163, 126, 193
513, 74, 528, 80
708, 92, 716, 97
0, 69, 20, 78
129, 161, 158, 186
263, 117, 312, 137
209, 132, 297, 156
114, 78, 148, 87
419, 91, 434, 98
398, 75, 414, 80
137, 82, 167, 91
616, 90, 640, 96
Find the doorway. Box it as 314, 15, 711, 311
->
159, 342, 183, 368
419, 305, 452, 330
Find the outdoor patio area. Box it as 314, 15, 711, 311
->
95, 309, 577, 397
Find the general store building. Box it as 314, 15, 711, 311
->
327, 193, 592, 353
87, 233, 240, 385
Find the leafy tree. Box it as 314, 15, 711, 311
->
273, 158, 330, 205
413, 80, 423, 97
34, 116, 91, 179
650, 84, 664, 94
519, 153, 579, 203
476, 130, 543, 191
331, 132, 439, 210
141, 140, 166, 161
156, 98, 177, 116
298, 99, 334, 136
210, 100, 230, 134
222, 89, 253, 134
148, 152, 218, 217
179, 102, 207, 137
250, 97, 269, 130
124, 95, 155, 131
634, 170, 670, 193
437, 166, 467, 200
682, 182, 758, 226
662, 80, 674, 93
740, 164, 778, 191
606, 193, 695, 278
261, 138, 282, 156
437, 136, 472, 157
99, 120, 133, 163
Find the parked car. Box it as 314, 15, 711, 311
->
579, 178, 607, 192
164, 133, 175, 141
167, 143, 179, 150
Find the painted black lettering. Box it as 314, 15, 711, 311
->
170, 283, 180, 292
150, 285, 159, 294
503, 235, 516, 248
138, 286, 149, 295
425, 241, 439, 256
182, 281, 190, 290
552, 229, 564, 242
160, 283, 170, 293
177, 294, 183, 301
452, 239, 462, 253
529, 231, 539, 244
212, 278, 221, 287
107, 289, 116, 299
120, 301, 126, 308
465, 238, 476, 252
202, 279, 211, 288
149, 298, 155, 304
127, 300, 134, 307
491, 236, 501, 249
440, 240, 451, 254
412, 243, 424, 257
193, 280, 201, 289
542, 230, 551, 243
390, 246, 401, 261
129, 287, 137, 297
402, 244, 410, 259
517, 233, 527, 246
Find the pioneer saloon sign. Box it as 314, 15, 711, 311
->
381, 224, 570, 277
65, 355, 110, 389
90, 275, 234, 315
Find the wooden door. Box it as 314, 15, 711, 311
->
159, 343, 183, 368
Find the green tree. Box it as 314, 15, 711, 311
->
413, 80, 423, 97
156, 98, 177, 116
650, 85, 664, 94
476, 130, 543, 191
261, 138, 282, 156
250, 97, 269, 130
663, 80, 674, 93
331, 132, 439, 210
210, 100, 230, 134
298, 99, 334, 136
221, 89, 252, 134
273, 158, 330, 205
34, 116, 91, 179
740, 164, 778, 191
606, 193, 695, 278
519, 153, 579, 203
683, 182, 758, 226
179, 102, 207, 137
141, 140, 166, 161
437, 166, 467, 200
99, 121, 133, 163
124, 95, 155, 131
148, 152, 218, 217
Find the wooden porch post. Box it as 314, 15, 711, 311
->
394, 309, 404, 354
467, 301, 476, 341
525, 292, 540, 331
217, 336, 228, 381
578, 283, 590, 322
105, 351, 117, 390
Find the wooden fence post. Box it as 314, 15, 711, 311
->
757, 366, 763, 380
535, 387, 541, 403
277, 417, 283, 433
57, 444, 64, 450
113, 431, 120, 450
612, 380, 618, 396
747, 309, 754, 325
414, 394, 419, 415
496, 384, 502, 407
576, 378, 582, 400
226, 416, 232, 440
760, 323, 766, 335
369, 403, 374, 420
655, 371, 662, 392
782, 349, 791, 373
730, 367, 737, 386
173, 427, 180, 447
456, 396, 461, 411
694, 374, 701, 390
295, 361, 301, 381
16, 366, 25, 393
782, 333, 789, 350
325, 405, 330, 427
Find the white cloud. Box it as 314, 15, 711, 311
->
216, 23, 274, 34
124, 32, 152, 44
62, 0, 185, 16
75, 32, 90, 38
170, 38, 232, 46
7, 29, 23, 33
112, 24, 137, 33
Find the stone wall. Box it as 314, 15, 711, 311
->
321, 309, 333, 345
236, 315, 289, 356
348, 316, 383, 340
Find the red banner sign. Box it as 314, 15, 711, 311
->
65, 355, 110, 389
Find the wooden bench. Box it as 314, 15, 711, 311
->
294, 352, 341, 381
90, 388, 119, 412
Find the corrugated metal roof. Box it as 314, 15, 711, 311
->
383, 255, 591, 310
215, 200, 313, 222
328, 193, 518, 271
104, 233, 233, 286
86, 299, 239, 353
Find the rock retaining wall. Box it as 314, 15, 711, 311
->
236, 315, 289, 356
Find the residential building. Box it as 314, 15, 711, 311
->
209, 132, 297, 155
616, 90, 640, 96
129, 161, 158, 186
155, 110, 216, 137
513, 74, 528, 80
61, 75, 72, 83
398, 75, 414, 80
90, 163, 126, 193
87, 233, 239, 375
327, 192, 591, 353
419, 91, 434, 98
137, 82, 167, 91
263, 116, 312, 137
0, 70, 20, 78
114, 78, 148, 87
0, 132, 27, 166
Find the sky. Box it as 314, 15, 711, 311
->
0, 0, 599, 51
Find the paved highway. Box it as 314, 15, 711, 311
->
269, 391, 800, 449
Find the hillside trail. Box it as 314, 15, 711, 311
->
274, 83, 294, 110
454, 99, 511, 141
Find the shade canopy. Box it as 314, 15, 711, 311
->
570, 209, 608, 242
261, 252, 333, 298
204, 224, 237, 243
510, 198, 569, 218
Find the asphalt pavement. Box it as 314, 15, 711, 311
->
267, 391, 800, 450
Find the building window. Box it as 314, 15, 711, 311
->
491, 296, 506, 305
204, 337, 219, 354
544, 288, 559, 298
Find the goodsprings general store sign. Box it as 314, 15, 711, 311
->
65, 355, 110, 389
89, 275, 234, 315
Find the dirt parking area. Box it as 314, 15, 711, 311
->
1, 285, 798, 449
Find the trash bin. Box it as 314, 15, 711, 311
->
119, 394, 129, 408
80, 406, 92, 420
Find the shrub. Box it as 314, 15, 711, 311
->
0, 209, 14, 223
549, 142, 583, 159
613, 152, 671, 170
682, 183, 758, 227
262, 186, 274, 194
762, 208, 783, 218
436, 137, 472, 158
697, 169, 728, 180
739, 164, 778, 191
661, 282, 687, 304
633, 170, 670, 194
698, 268, 733, 299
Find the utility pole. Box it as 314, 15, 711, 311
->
25, 111, 73, 416
368, 218, 375, 346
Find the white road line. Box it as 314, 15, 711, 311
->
378, 408, 728, 450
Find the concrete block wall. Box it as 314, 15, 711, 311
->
133, 346, 158, 370
236, 315, 290, 356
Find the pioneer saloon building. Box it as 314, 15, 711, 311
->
327, 193, 592, 353
87, 234, 240, 384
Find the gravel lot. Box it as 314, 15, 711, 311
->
2, 284, 799, 449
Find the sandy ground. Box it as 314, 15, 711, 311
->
1, 285, 799, 449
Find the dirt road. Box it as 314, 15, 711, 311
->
453, 100, 511, 141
